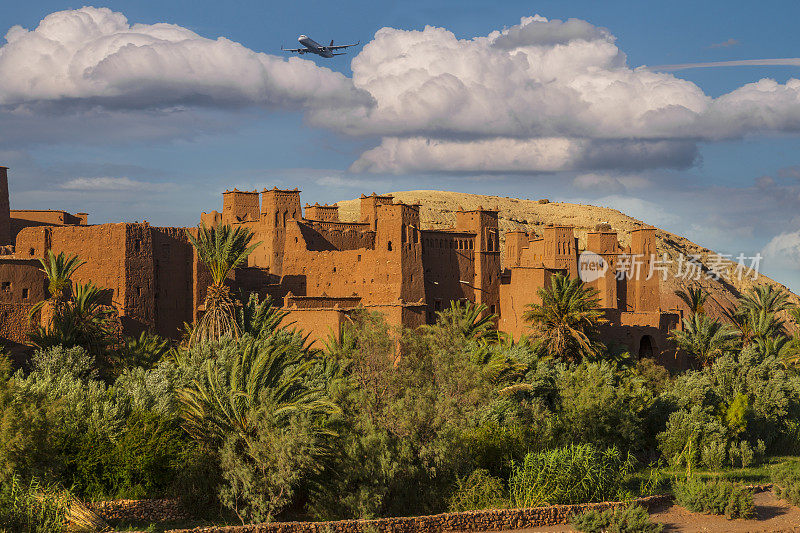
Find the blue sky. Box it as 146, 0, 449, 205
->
1, 1, 799, 291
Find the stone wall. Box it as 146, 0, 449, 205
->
166, 495, 670, 533
89, 498, 190, 523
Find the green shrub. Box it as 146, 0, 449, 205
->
571, 504, 663, 533
554, 362, 654, 452
701, 440, 726, 471
673, 477, 755, 519
218, 410, 325, 523
509, 444, 635, 507
660, 348, 800, 456
658, 406, 726, 468
0, 475, 70, 533
772, 460, 800, 506
448, 469, 508, 512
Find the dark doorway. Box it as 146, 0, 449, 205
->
639, 335, 654, 358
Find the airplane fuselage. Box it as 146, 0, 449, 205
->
298, 35, 334, 58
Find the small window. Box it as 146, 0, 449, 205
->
136, 286, 142, 297
1, 282, 10, 292
435, 299, 442, 311
357, 254, 361, 261
22, 288, 29, 299
333, 266, 337, 273
28, 248, 35, 256
134, 239, 141, 252
387, 241, 392, 251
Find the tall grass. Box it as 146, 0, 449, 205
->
0, 475, 70, 533
0, 475, 107, 533
509, 443, 635, 507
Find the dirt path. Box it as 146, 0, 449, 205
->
515, 489, 800, 532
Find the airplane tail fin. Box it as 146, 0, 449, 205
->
330, 39, 334, 46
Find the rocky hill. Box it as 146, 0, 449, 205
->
337, 190, 799, 326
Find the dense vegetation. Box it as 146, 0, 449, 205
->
2, 224, 800, 530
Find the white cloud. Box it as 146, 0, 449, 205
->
313, 16, 800, 173
763, 230, 800, 270
6, 9, 800, 175
0, 7, 367, 110
60, 176, 173, 191
350, 137, 697, 174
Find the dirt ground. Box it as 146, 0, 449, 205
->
517, 489, 800, 532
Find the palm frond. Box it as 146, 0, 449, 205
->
522, 273, 606, 361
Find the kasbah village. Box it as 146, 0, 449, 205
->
0, 164, 685, 364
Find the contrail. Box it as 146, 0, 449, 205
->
648, 58, 800, 71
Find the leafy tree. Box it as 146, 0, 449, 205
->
218, 409, 325, 524
671, 313, 737, 366
187, 223, 260, 347
674, 286, 709, 316
523, 273, 605, 361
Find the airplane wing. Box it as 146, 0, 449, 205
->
328, 41, 360, 50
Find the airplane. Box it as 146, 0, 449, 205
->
281, 35, 360, 58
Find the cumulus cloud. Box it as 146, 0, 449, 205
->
350, 137, 697, 173
307, 15, 800, 173
6, 8, 800, 175
763, 230, 800, 270
0, 7, 368, 110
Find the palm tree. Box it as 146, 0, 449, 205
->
739, 285, 792, 316
783, 307, 800, 369
671, 313, 737, 366
674, 286, 709, 316
790, 307, 800, 330
187, 223, 260, 347
522, 273, 606, 361
235, 292, 289, 339
116, 331, 173, 372
29, 281, 116, 356
178, 335, 336, 444
29, 250, 86, 319
427, 300, 499, 341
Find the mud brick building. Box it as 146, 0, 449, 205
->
0, 166, 681, 363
